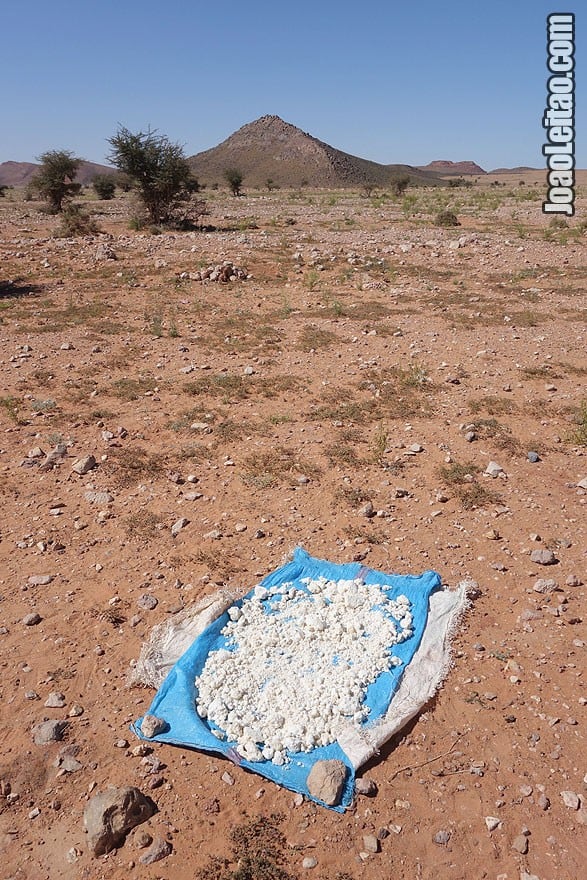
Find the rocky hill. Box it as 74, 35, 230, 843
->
418, 159, 486, 176
0, 160, 115, 188
188, 115, 441, 188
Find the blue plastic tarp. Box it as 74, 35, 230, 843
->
134, 547, 442, 810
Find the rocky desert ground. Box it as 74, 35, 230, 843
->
0, 176, 585, 880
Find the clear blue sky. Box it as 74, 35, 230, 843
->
2, 0, 583, 170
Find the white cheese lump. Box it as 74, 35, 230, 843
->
195, 576, 414, 765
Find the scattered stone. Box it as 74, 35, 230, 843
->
84, 490, 114, 505
485, 817, 501, 831
433, 830, 451, 845
60, 342, 75, 351
306, 759, 347, 806
362, 834, 379, 853
576, 477, 587, 490
355, 777, 378, 797
560, 790, 580, 810
139, 836, 172, 865
519, 784, 533, 797
566, 574, 581, 587
32, 719, 68, 745
44, 691, 66, 708
537, 793, 550, 810
138, 594, 158, 611
71, 455, 97, 475
359, 501, 375, 518
533, 578, 558, 594
485, 461, 504, 478
140, 715, 166, 738
464, 431, 476, 442
38, 443, 68, 471
23, 613, 42, 626
302, 857, 317, 869
132, 829, 153, 849
527, 451, 540, 463
512, 834, 529, 854
84, 786, 156, 856
193, 262, 248, 283
56, 753, 83, 773
530, 549, 557, 566
409, 443, 424, 453
221, 771, 234, 786
171, 517, 189, 538
95, 244, 117, 261
27, 574, 54, 586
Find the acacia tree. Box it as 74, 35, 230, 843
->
390, 174, 410, 197
107, 127, 201, 226
224, 168, 243, 197
30, 150, 81, 213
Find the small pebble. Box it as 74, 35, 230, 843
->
512, 834, 529, 854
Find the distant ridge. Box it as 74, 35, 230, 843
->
417, 159, 486, 175
489, 166, 539, 174
0, 160, 115, 188
188, 115, 442, 188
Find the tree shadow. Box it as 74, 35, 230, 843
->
0, 279, 44, 299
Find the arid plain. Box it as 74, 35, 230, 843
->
0, 173, 585, 880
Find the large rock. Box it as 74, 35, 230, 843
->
306, 759, 347, 806
84, 786, 156, 856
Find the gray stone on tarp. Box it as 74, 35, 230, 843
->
32, 719, 68, 745
84, 785, 157, 856
306, 759, 347, 806
139, 836, 172, 865
140, 714, 166, 738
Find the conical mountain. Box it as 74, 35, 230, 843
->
188, 115, 440, 188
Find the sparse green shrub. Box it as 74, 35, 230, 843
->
0, 184, 8, 198
225, 168, 243, 196
435, 209, 460, 227
55, 203, 100, 237
266, 178, 279, 191
108, 126, 202, 226
92, 174, 116, 200
30, 149, 81, 213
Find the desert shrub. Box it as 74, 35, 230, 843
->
55, 203, 100, 237
92, 174, 116, 200
435, 209, 460, 227
390, 174, 410, 196
29, 149, 81, 213
0, 184, 8, 198
107, 126, 202, 226
225, 168, 243, 196
266, 178, 279, 191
